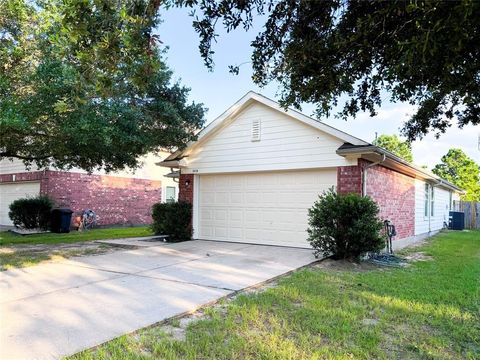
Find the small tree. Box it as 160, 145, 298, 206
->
151, 202, 192, 242
307, 190, 384, 259
8, 196, 54, 230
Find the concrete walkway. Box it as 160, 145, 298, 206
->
0, 240, 316, 359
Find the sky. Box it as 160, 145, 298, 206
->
157, 8, 479, 169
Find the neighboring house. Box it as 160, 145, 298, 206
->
160, 92, 463, 250
0, 152, 178, 227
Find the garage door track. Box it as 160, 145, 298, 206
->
0, 240, 315, 359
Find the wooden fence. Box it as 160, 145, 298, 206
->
452, 201, 480, 229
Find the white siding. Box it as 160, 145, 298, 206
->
415, 179, 453, 235
62, 152, 175, 181
0, 158, 38, 174
183, 103, 356, 174
1, 152, 177, 184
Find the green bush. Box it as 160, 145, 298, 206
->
307, 189, 384, 259
8, 195, 54, 230
151, 202, 192, 242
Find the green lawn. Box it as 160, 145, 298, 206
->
68, 230, 479, 360
0, 227, 154, 270
0, 226, 153, 246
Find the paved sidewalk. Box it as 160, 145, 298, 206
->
0, 240, 315, 359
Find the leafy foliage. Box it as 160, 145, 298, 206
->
373, 134, 413, 162
0, 0, 205, 172
307, 189, 384, 259
432, 149, 480, 201
174, 0, 480, 140
151, 202, 192, 242
8, 195, 54, 230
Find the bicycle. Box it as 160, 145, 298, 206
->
79, 209, 97, 230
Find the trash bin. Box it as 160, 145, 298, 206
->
449, 211, 465, 230
51, 208, 73, 233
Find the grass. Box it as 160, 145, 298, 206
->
0, 245, 113, 271
0, 226, 153, 270
0, 226, 153, 246
68, 230, 480, 360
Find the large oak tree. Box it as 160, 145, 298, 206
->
174, 0, 479, 140
0, 0, 205, 172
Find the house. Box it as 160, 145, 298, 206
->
0, 152, 178, 227
159, 92, 463, 249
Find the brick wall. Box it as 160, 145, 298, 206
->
337, 164, 363, 194
41, 171, 162, 225
0, 171, 44, 183
337, 160, 415, 240
365, 165, 415, 239
178, 173, 194, 203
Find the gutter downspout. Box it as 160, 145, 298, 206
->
362, 154, 386, 197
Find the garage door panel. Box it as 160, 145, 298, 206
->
198, 170, 335, 248
230, 192, 244, 205
228, 227, 243, 239
0, 182, 41, 226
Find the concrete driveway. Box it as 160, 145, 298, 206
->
0, 240, 316, 359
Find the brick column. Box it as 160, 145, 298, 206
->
178, 173, 194, 204
337, 165, 363, 194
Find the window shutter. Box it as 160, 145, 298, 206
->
251, 119, 261, 142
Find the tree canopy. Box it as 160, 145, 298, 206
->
372, 134, 413, 162
0, 0, 205, 172
432, 149, 480, 201
174, 0, 480, 140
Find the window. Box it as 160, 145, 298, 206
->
430, 186, 435, 217
166, 186, 176, 203
449, 191, 453, 211
424, 183, 435, 218
424, 183, 429, 217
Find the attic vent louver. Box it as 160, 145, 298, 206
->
251, 119, 261, 142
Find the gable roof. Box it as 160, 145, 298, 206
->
158, 91, 464, 194
159, 91, 369, 166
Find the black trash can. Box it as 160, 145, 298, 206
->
51, 208, 73, 233
449, 211, 465, 230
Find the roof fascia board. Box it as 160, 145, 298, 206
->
337, 146, 464, 193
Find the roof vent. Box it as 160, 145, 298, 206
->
251, 119, 261, 142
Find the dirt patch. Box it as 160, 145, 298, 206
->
313, 258, 383, 272
404, 252, 433, 262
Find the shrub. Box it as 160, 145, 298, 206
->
8, 195, 54, 230
151, 202, 192, 242
307, 189, 384, 259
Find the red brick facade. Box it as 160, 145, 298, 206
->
178, 173, 194, 203
337, 164, 363, 194
1, 170, 162, 226
365, 165, 415, 239
0, 171, 44, 183
336, 160, 415, 240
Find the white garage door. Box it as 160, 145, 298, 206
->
197, 170, 336, 248
0, 182, 41, 225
